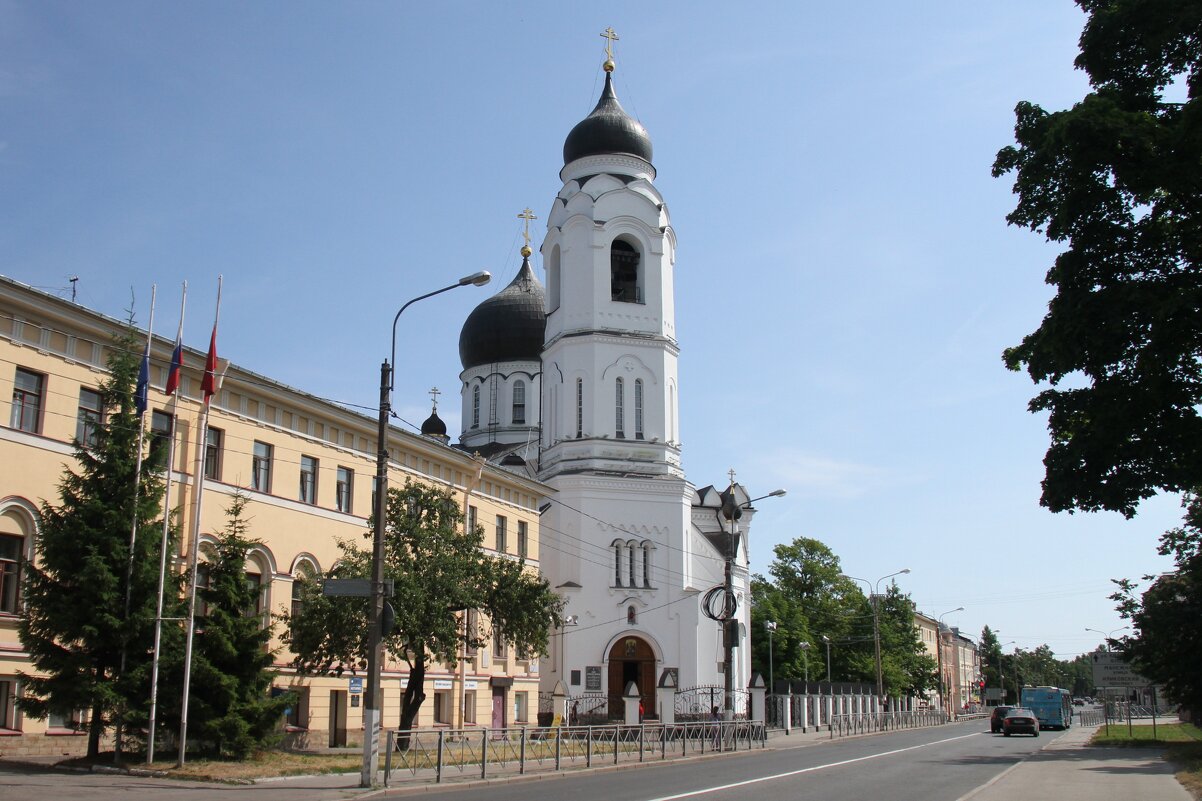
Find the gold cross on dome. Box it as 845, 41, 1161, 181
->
728, 468, 737, 488
600, 27, 619, 62
518, 207, 538, 250
429, 386, 441, 411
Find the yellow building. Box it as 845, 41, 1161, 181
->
0, 275, 550, 756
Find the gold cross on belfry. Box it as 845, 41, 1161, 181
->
600, 27, 619, 62
518, 207, 538, 250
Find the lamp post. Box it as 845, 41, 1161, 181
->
842, 569, 910, 708
936, 607, 964, 715
1085, 626, 1129, 652
822, 635, 831, 683
765, 621, 777, 696
799, 641, 811, 685
360, 270, 490, 788
719, 482, 786, 720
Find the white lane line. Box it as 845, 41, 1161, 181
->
643, 733, 982, 801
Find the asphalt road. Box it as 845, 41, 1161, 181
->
0, 720, 1063, 801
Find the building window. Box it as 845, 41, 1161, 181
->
512, 380, 526, 424
252, 441, 272, 493
0, 679, 17, 730
204, 427, 223, 480
336, 467, 353, 513
150, 410, 173, 466
467, 505, 477, 535
286, 687, 309, 729
643, 541, 653, 588
299, 455, 317, 504
495, 515, 507, 554
493, 627, 508, 659
244, 569, 269, 624
634, 379, 644, 440
471, 385, 480, 428
613, 541, 623, 587
610, 240, 641, 303
0, 535, 22, 614
463, 690, 476, 724
76, 387, 103, 448
48, 707, 87, 731
10, 368, 44, 434
615, 378, 625, 438
433, 690, 451, 724
517, 521, 528, 559
465, 609, 480, 655
628, 542, 637, 587
291, 562, 316, 618
575, 378, 583, 439
514, 691, 528, 723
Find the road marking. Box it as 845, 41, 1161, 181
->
642, 733, 982, 801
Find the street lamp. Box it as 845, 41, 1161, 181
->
361, 270, 490, 788
765, 621, 777, 696
936, 607, 964, 714
1085, 626, 1129, 652
718, 483, 786, 720
799, 641, 811, 685
822, 635, 831, 683
842, 568, 910, 708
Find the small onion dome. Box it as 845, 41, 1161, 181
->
421, 406, 448, 439
563, 71, 653, 166
458, 256, 546, 370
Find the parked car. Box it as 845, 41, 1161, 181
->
990, 705, 1015, 733
1072, 698, 1085, 707
1003, 708, 1040, 737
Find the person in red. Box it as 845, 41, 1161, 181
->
638, 699, 645, 723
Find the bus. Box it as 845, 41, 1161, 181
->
1020, 686, 1073, 730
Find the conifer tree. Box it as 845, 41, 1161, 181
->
19, 324, 168, 758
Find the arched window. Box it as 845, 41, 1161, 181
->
575, 378, 584, 439
512, 380, 526, 424
613, 541, 624, 587
291, 560, 318, 618
615, 378, 625, 438
547, 244, 561, 313
472, 385, 481, 429
0, 506, 33, 615
642, 541, 653, 588
610, 240, 641, 303
627, 541, 637, 587
634, 379, 644, 440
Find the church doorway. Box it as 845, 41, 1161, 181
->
607, 636, 656, 720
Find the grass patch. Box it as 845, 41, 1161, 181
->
60, 751, 363, 783
1090, 722, 1202, 799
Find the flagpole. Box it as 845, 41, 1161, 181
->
117, 283, 155, 763
147, 281, 186, 764
178, 275, 221, 767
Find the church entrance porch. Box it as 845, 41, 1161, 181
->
607, 636, 656, 720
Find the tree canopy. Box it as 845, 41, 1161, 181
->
284, 480, 563, 732
993, 0, 1202, 517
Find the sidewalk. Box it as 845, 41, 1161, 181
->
962, 723, 1192, 801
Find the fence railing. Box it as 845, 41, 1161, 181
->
828, 710, 949, 739
382, 720, 767, 785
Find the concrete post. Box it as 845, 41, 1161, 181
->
783, 691, 792, 734
749, 673, 766, 723
656, 669, 677, 725
623, 682, 641, 726
553, 680, 568, 727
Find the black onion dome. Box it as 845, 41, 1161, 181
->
563, 72, 653, 166
421, 407, 447, 437
458, 256, 546, 369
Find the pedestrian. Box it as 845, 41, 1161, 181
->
711, 705, 721, 747
639, 699, 645, 723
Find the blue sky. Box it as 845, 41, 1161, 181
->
1, 1, 1181, 662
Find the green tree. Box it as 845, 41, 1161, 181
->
750, 578, 811, 688
1112, 491, 1202, 718
979, 626, 1002, 699
284, 480, 563, 735
993, 0, 1202, 518
18, 324, 168, 758
182, 492, 290, 758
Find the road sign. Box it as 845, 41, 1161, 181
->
349, 677, 363, 694
321, 578, 394, 597
1091, 651, 1150, 688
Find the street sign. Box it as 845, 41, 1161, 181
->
321, 578, 394, 597
349, 677, 363, 694
1090, 651, 1150, 688
985, 687, 1003, 701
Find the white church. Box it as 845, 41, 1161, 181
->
431, 37, 767, 720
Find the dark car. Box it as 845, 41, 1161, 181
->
989, 705, 1014, 733
1002, 707, 1040, 737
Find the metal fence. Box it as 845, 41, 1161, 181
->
827, 710, 949, 739
674, 685, 748, 720
382, 719, 767, 785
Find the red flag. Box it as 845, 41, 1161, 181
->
200, 324, 218, 401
